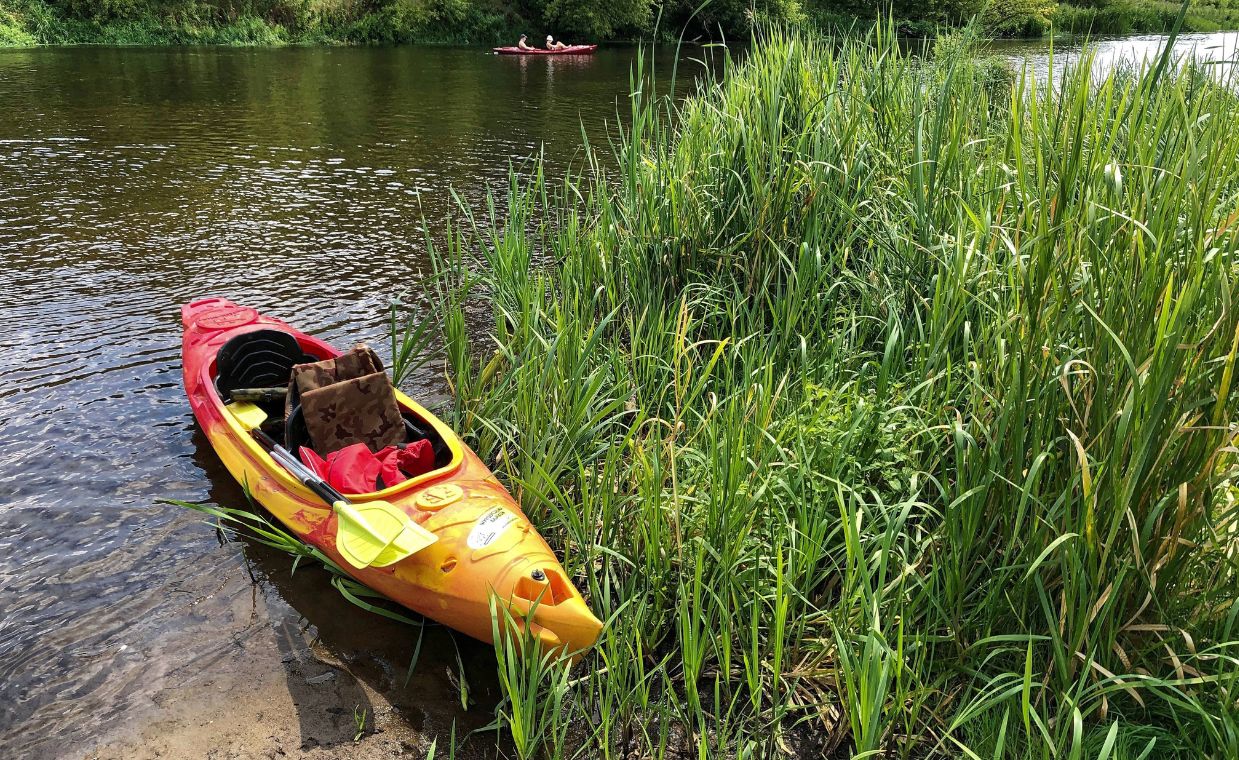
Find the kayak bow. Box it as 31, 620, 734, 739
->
180, 297, 603, 655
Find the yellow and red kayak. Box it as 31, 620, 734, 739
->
180, 297, 602, 654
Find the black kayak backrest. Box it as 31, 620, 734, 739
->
215, 329, 316, 402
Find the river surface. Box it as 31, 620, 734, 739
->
992, 30, 1239, 81
0, 32, 1235, 759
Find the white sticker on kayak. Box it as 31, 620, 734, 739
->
467, 506, 518, 549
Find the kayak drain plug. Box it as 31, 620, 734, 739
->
531, 569, 546, 581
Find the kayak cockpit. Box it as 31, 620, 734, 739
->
207, 326, 462, 498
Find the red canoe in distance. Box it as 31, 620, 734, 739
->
493, 44, 598, 56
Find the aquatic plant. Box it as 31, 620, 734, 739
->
389, 293, 443, 388
485, 596, 576, 760
421, 20, 1239, 759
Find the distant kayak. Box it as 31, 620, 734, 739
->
493, 44, 597, 56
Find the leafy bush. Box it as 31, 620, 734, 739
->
541, 0, 650, 38
983, 0, 1052, 34
0, 4, 38, 43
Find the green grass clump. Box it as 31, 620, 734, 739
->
416, 21, 1239, 759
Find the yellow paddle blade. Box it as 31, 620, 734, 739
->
226, 401, 268, 431
333, 500, 438, 569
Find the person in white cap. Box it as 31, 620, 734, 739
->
546, 34, 569, 50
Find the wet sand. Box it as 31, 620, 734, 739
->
86, 636, 427, 759
66, 528, 500, 760
86, 631, 430, 759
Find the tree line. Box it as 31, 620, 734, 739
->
2, 0, 1236, 46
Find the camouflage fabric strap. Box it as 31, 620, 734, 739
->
287, 344, 385, 417
289, 345, 404, 454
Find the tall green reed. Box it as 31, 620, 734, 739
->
420, 22, 1239, 759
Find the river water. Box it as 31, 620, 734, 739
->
0, 45, 706, 759
990, 30, 1239, 80
0, 33, 1234, 758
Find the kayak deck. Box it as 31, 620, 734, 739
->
180, 297, 602, 655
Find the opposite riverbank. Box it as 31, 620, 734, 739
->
2, 0, 1237, 48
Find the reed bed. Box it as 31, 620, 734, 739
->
403, 23, 1239, 759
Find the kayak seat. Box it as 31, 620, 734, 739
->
215, 329, 316, 403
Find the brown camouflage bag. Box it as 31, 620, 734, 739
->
288, 345, 405, 454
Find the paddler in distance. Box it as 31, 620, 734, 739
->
517, 34, 533, 50
546, 35, 569, 50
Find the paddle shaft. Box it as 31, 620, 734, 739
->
250, 428, 347, 506
247, 426, 435, 568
